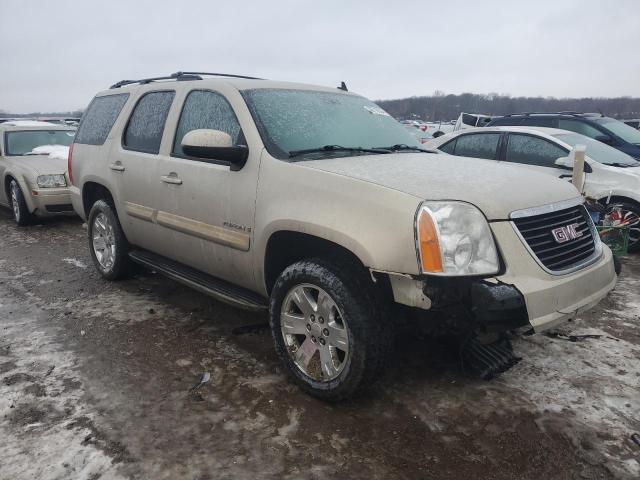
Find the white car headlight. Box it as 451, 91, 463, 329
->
37, 174, 67, 188
416, 201, 499, 275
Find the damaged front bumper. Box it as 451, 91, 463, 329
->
383, 232, 616, 334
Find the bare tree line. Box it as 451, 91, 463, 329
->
3, 92, 640, 123
0, 110, 84, 118
376, 92, 640, 121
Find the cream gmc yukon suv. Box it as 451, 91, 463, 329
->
68, 72, 616, 400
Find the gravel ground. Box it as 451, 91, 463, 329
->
0, 211, 639, 480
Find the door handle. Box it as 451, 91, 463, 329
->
109, 162, 125, 172
161, 174, 183, 185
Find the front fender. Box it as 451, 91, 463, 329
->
3, 170, 36, 213
253, 153, 424, 291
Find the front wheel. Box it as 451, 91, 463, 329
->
269, 258, 389, 401
9, 179, 34, 226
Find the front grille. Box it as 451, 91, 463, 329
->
512, 204, 598, 273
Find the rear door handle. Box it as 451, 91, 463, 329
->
161, 174, 183, 185
109, 162, 125, 172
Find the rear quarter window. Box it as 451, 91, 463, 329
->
439, 139, 456, 154
75, 94, 129, 145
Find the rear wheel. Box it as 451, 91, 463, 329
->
9, 179, 34, 226
269, 258, 389, 401
87, 200, 132, 280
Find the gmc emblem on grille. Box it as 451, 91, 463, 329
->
551, 223, 583, 244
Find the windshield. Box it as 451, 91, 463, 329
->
5, 130, 75, 156
242, 89, 420, 159
552, 132, 640, 166
594, 118, 640, 144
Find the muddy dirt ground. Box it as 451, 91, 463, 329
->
0, 211, 639, 480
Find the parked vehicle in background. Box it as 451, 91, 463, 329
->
453, 112, 492, 131
69, 72, 615, 400
0, 121, 76, 225
402, 120, 453, 143
487, 113, 640, 160
427, 126, 640, 250
623, 119, 640, 130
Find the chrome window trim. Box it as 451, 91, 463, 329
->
509, 198, 603, 276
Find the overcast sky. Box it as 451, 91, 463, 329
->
1, 0, 639, 113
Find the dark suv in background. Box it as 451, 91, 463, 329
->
487, 113, 640, 160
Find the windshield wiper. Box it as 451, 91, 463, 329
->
288, 145, 391, 158
374, 144, 437, 153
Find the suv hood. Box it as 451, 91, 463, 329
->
299, 153, 581, 220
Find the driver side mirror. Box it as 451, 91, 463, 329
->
554, 156, 573, 169
554, 155, 593, 173
181, 129, 248, 171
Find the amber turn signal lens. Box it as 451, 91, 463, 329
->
418, 209, 443, 273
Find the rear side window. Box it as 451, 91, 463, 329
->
123, 91, 175, 154
75, 94, 129, 145
172, 90, 242, 156
505, 134, 567, 167
557, 119, 602, 139
450, 133, 501, 160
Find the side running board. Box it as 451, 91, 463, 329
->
128, 249, 268, 311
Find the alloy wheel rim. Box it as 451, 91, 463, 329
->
10, 182, 20, 221
92, 213, 116, 271
622, 210, 640, 247
280, 284, 350, 382
607, 206, 640, 248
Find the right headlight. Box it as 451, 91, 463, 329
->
416, 201, 499, 276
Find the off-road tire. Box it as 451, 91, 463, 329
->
269, 257, 390, 401
87, 200, 132, 280
9, 179, 34, 226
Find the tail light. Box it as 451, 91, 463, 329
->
67, 143, 75, 186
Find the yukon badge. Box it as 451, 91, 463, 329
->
551, 223, 583, 244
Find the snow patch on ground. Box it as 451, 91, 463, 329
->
504, 328, 640, 478
0, 293, 126, 480
62, 257, 87, 269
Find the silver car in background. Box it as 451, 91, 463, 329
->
0, 121, 76, 225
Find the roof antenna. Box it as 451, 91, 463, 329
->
338, 81, 348, 92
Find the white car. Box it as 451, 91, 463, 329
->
453, 112, 493, 131
426, 126, 640, 250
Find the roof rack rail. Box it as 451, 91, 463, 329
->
501, 111, 605, 118
110, 71, 263, 89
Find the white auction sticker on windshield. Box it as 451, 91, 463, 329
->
363, 106, 390, 116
